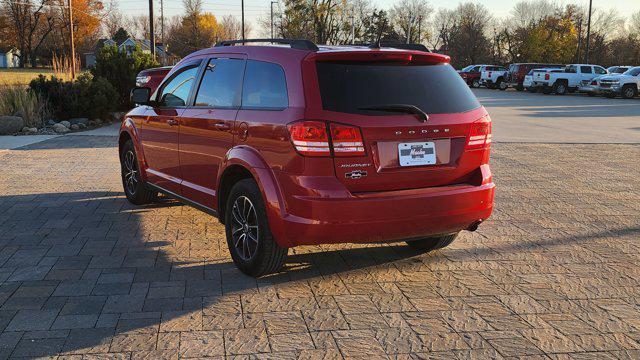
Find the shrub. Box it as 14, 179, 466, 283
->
29, 73, 119, 121
0, 85, 50, 128
91, 45, 159, 108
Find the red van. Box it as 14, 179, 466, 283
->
122, 39, 495, 276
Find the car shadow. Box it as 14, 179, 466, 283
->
12, 135, 118, 151
1, 191, 637, 357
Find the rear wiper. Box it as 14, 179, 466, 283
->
357, 104, 429, 122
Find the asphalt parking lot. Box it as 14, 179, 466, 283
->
0, 91, 638, 359
474, 88, 640, 143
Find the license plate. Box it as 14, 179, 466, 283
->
398, 142, 436, 167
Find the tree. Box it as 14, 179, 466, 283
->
112, 27, 129, 44
390, 0, 432, 43
3, 0, 57, 67
166, 0, 221, 57
277, 0, 348, 44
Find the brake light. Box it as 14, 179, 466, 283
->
330, 123, 365, 157
287, 121, 330, 156
467, 117, 492, 150
545, 73, 550, 80
591, 80, 597, 85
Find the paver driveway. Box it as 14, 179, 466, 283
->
0, 135, 638, 359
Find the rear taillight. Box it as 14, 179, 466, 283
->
287, 121, 330, 156
591, 80, 597, 85
467, 117, 492, 150
330, 123, 365, 157
288, 121, 365, 157
544, 73, 550, 80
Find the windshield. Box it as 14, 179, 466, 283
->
316, 62, 481, 115
460, 65, 474, 72
623, 67, 640, 76
614, 67, 629, 74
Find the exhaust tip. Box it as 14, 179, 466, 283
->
467, 220, 483, 232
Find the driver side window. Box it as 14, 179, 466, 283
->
157, 62, 201, 107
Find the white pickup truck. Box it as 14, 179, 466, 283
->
532, 64, 608, 95
480, 66, 508, 89
598, 66, 640, 99
525, 68, 563, 92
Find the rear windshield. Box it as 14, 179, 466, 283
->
316, 62, 480, 115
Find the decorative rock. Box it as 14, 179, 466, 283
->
28, 127, 38, 133
0, 116, 25, 135
69, 118, 89, 126
52, 123, 70, 133
93, 119, 102, 125
70, 124, 80, 130
47, 119, 57, 126
78, 123, 87, 129
60, 121, 71, 128
22, 127, 31, 133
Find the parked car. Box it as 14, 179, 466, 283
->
122, 39, 495, 276
607, 66, 633, 74
598, 66, 640, 99
506, 63, 563, 91
480, 66, 508, 89
458, 64, 486, 88
524, 68, 563, 92
532, 64, 608, 95
135, 66, 173, 94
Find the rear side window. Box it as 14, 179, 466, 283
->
242, 60, 288, 110
316, 63, 480, 115
580, 66, 592, 74
194, 58, 245, 108
594, 66, 607, 75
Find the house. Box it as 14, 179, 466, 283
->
84, 38, 177, 68
0, 47, 20, 68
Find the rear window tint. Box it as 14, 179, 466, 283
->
316, 63, 480, 115
242, 60, 288, 110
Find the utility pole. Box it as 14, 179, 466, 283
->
585, 0, 593, 63
417, 15, 422, 43
149, 0, 155, 59
270, 1, 276, 39
160, 0, 164, 50
576, 18, 582, 63
241, 0, 245, 41
350, 11, 355, 43
68, 0, 76, 80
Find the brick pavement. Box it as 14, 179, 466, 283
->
0, 135, 638, 359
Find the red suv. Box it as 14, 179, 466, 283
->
122, 39, 495, 276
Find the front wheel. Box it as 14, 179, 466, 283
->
498, 79, 508, 90
553, 82, 567, 95
120, 140, 157, 205
471, 79, 480, 88
225, 179, 288, 277
622, 85, 637, 99
406, 233, 458, 252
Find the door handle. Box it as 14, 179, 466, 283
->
167, 119, 178, 126
214, 123, 232, 131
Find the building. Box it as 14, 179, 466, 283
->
0, 47, 20, 68
84, 38, 176, 68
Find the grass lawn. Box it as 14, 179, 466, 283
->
0, 68, 72, 85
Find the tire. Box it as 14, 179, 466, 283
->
552, 82, 566, 95
622, 85, 637, 99
225, 179, 288, 277
120, 140, 157, 205
406, 233, 458, 252
516, 84, 524, 91
471, 79, 480, 88
497, 78, 507, 90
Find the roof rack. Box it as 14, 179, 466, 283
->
215, 38, 319, 51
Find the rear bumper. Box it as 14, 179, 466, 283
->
268, 166, 495, 247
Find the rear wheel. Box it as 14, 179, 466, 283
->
120, 140, 157, 205
406, 233, 458, 252
471, 79, 480, 88
622, 85, 637, 99
498, 78, 508, 90
225, 179, 288, 277
552, 81, 567, 95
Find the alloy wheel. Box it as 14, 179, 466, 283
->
231, 196, 259, 261
123, 150, 139, 195
624, 88, 635, 99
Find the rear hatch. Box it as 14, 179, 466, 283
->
301, 50, 490, 193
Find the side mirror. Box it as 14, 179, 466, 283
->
130, 87, 152, 105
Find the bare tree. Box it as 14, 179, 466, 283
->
390, 0, 432, 43
3, 0, 57, 67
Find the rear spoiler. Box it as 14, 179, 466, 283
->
306, 50, 450, 65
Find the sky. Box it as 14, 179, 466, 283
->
116, 0, 640, 35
